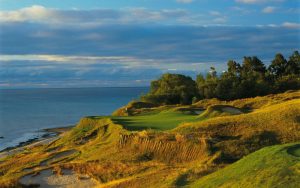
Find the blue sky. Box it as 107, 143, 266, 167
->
0, 0, 299, 88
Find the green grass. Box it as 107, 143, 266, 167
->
111, 111, 199, 131
189, 142, 300, 188
1, 90, 299, 187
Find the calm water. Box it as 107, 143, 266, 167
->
0, 87, 148, 150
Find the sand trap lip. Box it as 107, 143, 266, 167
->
19, 168, 98, 188
287, 144, 300, 157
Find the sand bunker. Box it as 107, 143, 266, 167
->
19, 169, 98, 188
194, 110, 205, 115
198, 105, 243, 119
222, 107, 242, 115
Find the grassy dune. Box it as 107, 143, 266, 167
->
190, 142, 300, 188
0, 90, 299, 187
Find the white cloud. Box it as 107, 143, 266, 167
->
267, 24, 278, 27
286, 8, 300, 14
236, 0, 261, 3
0, 55, 135, 65
213, 17, 227, 24
0, 5, 236, 26
0, 54, 213, 72
0, 5, 53, 22
282, 22, 300, 29
209, 11, 227, 24
231, 6, 253, 14
236, 0, 284, 4
176, 0, 194, 4
262, 6, 276, 13
0, 6, 194, 26
209, 11, 221, 16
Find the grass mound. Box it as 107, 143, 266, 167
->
52, 117, 124, 148
176, 99, 300, 160
112, 101, 159, 116
190, 142, 300, 188
193, 90, 300, 110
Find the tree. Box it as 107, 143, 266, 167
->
242, 56, 266, 76
216, 72, 240, 100
142, 73, 197, 105
227, 60, 241, 76
141, 51, 300, 105
215, 60, 242, 100
268, 53, 288, 77
239, 56, 268, 98
196, 74, 206, 99
205, 67, 218, 98
286, 51, 300, 75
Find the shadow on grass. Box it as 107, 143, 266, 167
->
287, 144, 300, 157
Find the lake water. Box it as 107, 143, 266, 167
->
0, 87, 148, 150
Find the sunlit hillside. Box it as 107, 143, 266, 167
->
0, 90, 299, 187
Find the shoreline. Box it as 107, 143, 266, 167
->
43, 125, 74, 134
0, 125, 74, 155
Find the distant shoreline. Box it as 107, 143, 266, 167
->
43, 125, 74, 134
0, 86, 149, 90
0, 125, 74, 154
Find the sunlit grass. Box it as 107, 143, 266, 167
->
190, 142, 300, 188
0, 90, 299, 187
111, 111, 199, 131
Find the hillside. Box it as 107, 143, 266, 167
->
0, 90, 299, 187
190, 142, 300, 188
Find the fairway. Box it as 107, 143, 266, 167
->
111, 111, 198, 131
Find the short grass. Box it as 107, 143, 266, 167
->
190, 142, 300, 188
111, 111, 199, 131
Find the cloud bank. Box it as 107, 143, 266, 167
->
0, 5, 299, 88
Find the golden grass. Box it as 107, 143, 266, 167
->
175, 99, 300, 160
0, 90, 299, 187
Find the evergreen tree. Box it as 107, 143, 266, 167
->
268, 53, 288, 77
141, 51, 300, 105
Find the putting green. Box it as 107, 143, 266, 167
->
111, 111, 198, 131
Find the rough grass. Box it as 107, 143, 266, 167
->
0, 90, 299, 187
190, 142, 300, 188
193, 89, 300, 110
175, 99, 300, 160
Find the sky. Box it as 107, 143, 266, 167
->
0, 0, 299, 88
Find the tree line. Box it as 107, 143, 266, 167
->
141, 51, 300, 105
